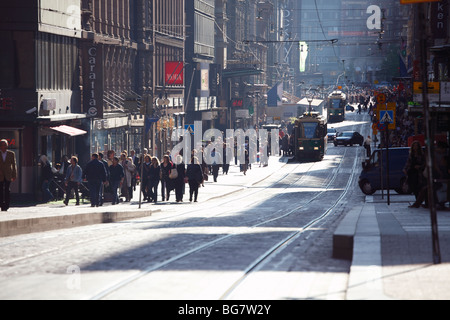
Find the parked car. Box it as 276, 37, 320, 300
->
334, 131, 364, 146
359, 147, 411, 195
327, 128, 337, 142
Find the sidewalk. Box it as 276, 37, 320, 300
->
342, 192, 450, 300
0, 156, 288, 238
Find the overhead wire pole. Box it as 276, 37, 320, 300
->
418, 2, 441, 264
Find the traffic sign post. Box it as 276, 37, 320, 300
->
378, 102, 396, 130
376, 100, 396, 206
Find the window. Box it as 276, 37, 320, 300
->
302, 122, 319, 139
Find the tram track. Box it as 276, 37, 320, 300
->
0, 151, 325, 267
0, 113, 371, 300
88, 146, 359, 300
0, 160, 305, 267
0, 145, 357, 299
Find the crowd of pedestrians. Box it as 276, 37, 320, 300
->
36, 143, 254, 207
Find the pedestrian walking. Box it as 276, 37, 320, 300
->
174, 155, 186, 202
98, 152, 110, 206
222, 143, 230, 175
0, 139, 17, 211
109, 156, 124, 205
186, 156, 203, 202
404, 141, 426, 207
364, 136, 372, 158
243, 149, 249, 175
160, 155, 175, 201
282, 134, 289, 156
64, 156, 82, 206
149, 157, 160, 203
106, 150, 115, 166
130, 150, 139, 192
39, 155, 54, 203
211, 148, 220, 182
83, 153, 107, 207
120, 153, 136, 202
141, 155, 152, 201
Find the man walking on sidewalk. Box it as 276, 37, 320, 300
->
64, 156, 82, 206
83, 153, 107, 207
0, 139, 17, 211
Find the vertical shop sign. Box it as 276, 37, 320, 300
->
83, 44, 104, 118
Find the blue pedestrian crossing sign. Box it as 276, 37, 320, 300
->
185, 124, 195, 134
379, 110, 394, 124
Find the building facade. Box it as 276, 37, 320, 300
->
0, 0, 85, 200
0, 0, 186, 200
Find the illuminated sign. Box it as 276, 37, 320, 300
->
0, 97, 13, 111
231, 99, 244, 108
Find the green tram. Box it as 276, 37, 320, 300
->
327, 90, 347, 123
293, 112, 328, 161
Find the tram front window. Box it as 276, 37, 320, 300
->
302, 122, 319, 139
330, 100, 340, 108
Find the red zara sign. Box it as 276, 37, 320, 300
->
165, 61, 184, 85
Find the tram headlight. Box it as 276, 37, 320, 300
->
299, 147, 304, 150
314, 147, 319, 150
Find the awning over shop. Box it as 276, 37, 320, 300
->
50, 125, 87, 136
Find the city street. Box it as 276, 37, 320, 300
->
1, 0, 450, 305
0, 112, 371, 300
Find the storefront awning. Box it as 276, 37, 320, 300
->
50, 125, 87, 136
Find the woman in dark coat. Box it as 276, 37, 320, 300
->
148, 157, 160, 202
160, 155, 175, 201
141, 155, 152, 201
186, 156, 203, 202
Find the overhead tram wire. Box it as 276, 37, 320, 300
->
314, 0, 339, 65
242, 39, 338, 45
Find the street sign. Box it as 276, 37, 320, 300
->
413, 81, 440, 94
377, 121, 386, 131
376, 93, 386, 104
380, 110, 394, 124
185, 124, 195, 134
